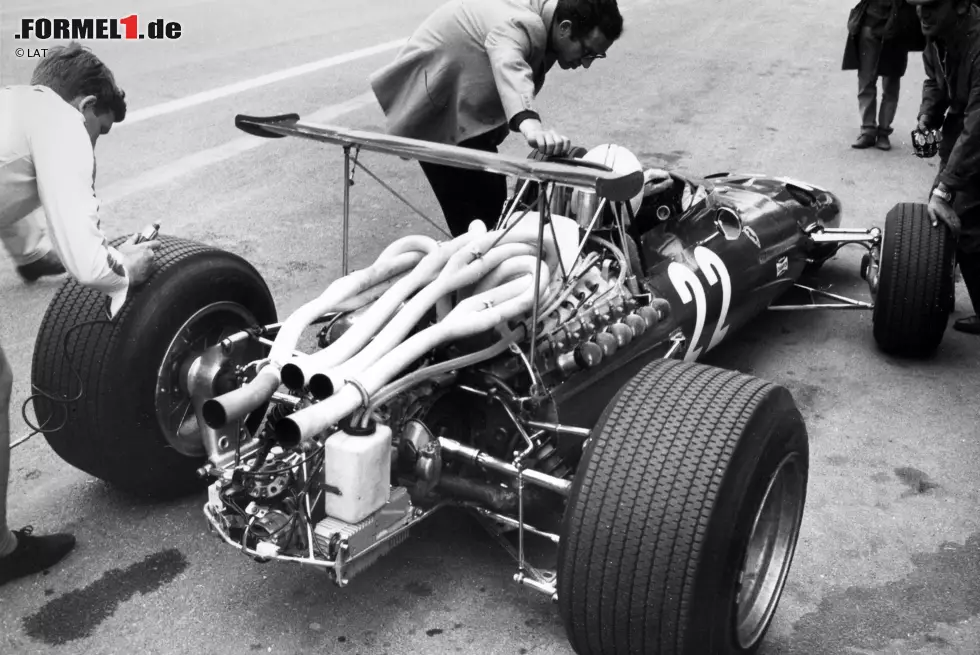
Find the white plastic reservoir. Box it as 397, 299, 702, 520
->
323, 423, 392, 524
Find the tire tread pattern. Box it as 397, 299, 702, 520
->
30, 236, 271, 495
557, 358, 783, 655
872, 202, 954, 355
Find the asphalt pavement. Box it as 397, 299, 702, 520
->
1, 1, 978, 654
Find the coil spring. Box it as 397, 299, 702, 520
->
525, 438, 573, 481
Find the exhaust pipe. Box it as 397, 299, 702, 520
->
203, 237, 435, 427
305, 238, 546, 399
201, 366, 280, 429
278, 258, 551, 442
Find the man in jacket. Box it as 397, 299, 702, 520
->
910, 0, 980, 334
843, 0, 922, 150
370, 0, 624, 236
1, 43, 158, 586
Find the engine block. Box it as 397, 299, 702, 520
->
527, 259, 667, 379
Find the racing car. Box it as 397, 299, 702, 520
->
30, 114, 956, 655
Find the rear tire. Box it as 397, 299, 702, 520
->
872, 202, 955, 355
31, 235, 277, 498
557, 359, 808, 655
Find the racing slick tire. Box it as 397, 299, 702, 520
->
872, 202, 956, 356
31, 235, 277, 498
557, 359, 808, 655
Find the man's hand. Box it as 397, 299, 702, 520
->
116, 233, 160, 287
917, 114, 931, 132
519, 118, 572, 157
927, 194, 961, 239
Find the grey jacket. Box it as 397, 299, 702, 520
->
369, 0, 558, 145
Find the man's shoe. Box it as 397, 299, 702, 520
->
876, 134, 892, 151
0, 526, 76, 586
16, 251, 66, 282
851, 134, 877, 149
953, 315, 980, 335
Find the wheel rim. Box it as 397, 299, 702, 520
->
734, 451, 805, 649
155, 301, 258, 457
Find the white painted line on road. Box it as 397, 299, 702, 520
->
119, 39, 404, 127
101, 92, 377, 205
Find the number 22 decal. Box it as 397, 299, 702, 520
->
667, 246, 732, 361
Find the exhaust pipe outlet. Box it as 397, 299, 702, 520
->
279, 361, 306, 391
308, 371, 343, 400
202, 367, 280, 429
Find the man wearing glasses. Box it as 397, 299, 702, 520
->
370, 0, 624, 236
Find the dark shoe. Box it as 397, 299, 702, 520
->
16, 251, 66, 282
0, 526, 76, 586
876, 134, 892, 151
953, 315, 980, 335
851, 134, 877, 149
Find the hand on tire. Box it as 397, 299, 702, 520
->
117, 233, 160, 287
927, 195, 961, 239
519, 118, 572, 157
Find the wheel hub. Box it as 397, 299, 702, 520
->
154, 302, 259, 457
734, 451, 806, 649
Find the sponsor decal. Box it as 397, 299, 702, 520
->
776, 256, 789, 277
742, 226, 761, 248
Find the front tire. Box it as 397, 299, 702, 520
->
557, 359, 808, 655
872, 202, 955, 355
31, 235, 277, 498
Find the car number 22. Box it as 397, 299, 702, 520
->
667, 246, 732, 361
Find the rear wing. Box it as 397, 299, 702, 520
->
235, 113, 643, 203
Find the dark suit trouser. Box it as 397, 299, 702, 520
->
954, 193, 980, 317
857, 26, 901, 137
419, 130, 508, 237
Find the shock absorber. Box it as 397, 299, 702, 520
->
524, 438, 574, 481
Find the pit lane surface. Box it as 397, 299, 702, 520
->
2, 0, 979, 653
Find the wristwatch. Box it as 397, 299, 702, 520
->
932, 183, 954, 203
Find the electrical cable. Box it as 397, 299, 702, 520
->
11, 318, 115, 450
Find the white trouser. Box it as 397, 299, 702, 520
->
0, 207, 52, 266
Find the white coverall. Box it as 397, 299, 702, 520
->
0, 84, 129, 315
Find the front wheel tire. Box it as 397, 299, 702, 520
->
872, 202, 955, 355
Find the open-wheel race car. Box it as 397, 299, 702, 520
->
30, 113, 957, 655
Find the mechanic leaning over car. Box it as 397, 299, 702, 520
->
369, 0, 624, 237
0, 42, 159, 586
910, 0, 980, 334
